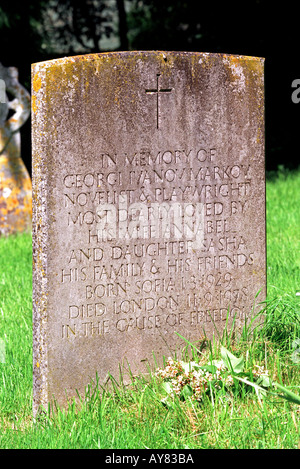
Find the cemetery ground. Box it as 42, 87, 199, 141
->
0, 167, 299, 450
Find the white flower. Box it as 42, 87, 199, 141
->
252, 365, 269, 378
225, 375, 234, 386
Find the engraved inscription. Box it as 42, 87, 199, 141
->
58, 144, 256, 340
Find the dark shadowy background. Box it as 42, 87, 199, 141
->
0, 0, 299, 175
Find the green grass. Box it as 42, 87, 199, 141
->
266, 166, 300, 295
0, 168, 299, 449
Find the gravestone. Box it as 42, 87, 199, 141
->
0, 64, 31, 235
32, 51, 265, 412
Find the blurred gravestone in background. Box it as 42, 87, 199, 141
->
0, 63, 31, 235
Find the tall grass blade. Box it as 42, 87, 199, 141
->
273, 382, 300, 405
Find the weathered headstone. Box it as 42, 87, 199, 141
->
0, 64, 31, 235
32, 51, 265, 412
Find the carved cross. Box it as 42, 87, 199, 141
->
145, 74, 172, 129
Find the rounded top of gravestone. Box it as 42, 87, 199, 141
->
32, 50, 264, 68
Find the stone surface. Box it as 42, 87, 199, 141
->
32, 51, 265, 412
0, 64, 31, 235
